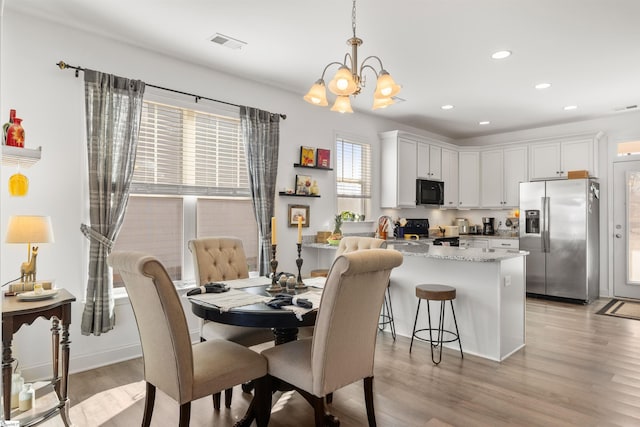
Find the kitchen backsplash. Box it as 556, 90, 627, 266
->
384, 207, 520, 234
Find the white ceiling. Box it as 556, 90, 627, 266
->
6, 0, 640, 140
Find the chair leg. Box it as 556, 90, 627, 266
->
212, 392, 221, 410
326, 393, 333, 404
225, 387, 233, 408
296, 387, 338, 427
450, 300, 464, 358
178, 402, 191, 427
410, 299, 422, 353
142, 382, 156, 427
364, 376, 377, 427
386, 286, 396, 340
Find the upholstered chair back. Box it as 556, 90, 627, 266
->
188, 237, 250, 285
108, 251, 194, 403
335, 236, 387, 257
310, 249, 403, 397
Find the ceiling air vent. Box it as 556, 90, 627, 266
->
614, 104, 638, 112
210, 33, 247, 50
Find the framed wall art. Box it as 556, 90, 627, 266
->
316, 148, 331, 168
288, 204, 310, 227
295, 174, 312, 195
300, 146, 315, 166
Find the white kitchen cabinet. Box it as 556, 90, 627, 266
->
489, 239, 519, 250
458, 151, 480, 208
529, 135, 598, 180
481, 147, 527, 208
469, 238, 489, 249
417, 142, 442, 180
441, 148, 458, 208
380, 132, 417, 208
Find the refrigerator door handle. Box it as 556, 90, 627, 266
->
543, 196, 550, 253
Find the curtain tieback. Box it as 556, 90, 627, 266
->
80, 223, 114, 251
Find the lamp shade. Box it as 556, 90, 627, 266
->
372, 96, 395, 110
303, 79, 329, 106
330, 96, 354, 113
328, 66, 358, 96
5, 215, 55, 244
374, 70, 401, 98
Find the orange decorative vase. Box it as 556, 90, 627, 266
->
6, 117, 24, 147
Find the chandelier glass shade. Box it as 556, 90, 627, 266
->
303, 0, 401, 113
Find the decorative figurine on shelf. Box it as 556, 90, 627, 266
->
6, 117, 25, 147
310, 180, 319, 195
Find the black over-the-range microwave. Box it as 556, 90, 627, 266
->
416, 179, 444, 205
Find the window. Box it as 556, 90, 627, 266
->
112, 96, 258, 287
335, 135, 371, 219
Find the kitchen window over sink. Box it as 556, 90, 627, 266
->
111, 91, 258, 289
336, 134, 371, 220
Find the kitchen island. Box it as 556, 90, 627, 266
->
303, 241, 528, 362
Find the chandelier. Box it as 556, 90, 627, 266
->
303, 0, 401, 113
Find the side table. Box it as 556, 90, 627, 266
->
2, 289, 76, 426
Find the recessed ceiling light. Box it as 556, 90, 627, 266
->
479, 121, 491, 125
535, 83, 552, 90
441, 105, 454, 110
563, 105, 578, 111
491, 50, 512, 60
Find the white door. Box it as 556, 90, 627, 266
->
613, 160, 640, 298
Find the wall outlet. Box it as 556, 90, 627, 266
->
504, 275, 512, 287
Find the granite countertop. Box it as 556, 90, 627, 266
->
304, 242, 528, 262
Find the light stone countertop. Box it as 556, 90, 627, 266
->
304, 241, 528, 262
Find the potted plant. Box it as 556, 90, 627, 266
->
327, 214, 343, 245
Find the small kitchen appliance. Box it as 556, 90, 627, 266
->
416, 179, 444, 206
482, 217, 495, 235
403, 218, 430, 237
456, 218, 470, 234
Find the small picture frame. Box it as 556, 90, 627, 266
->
300, 146, 315, 166
316, 148, 331, 169
295, 174, 312, 195
288, 204, 310, 227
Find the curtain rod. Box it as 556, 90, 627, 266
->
56, 61, 287, 120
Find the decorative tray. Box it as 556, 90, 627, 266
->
17, 289, 59, 301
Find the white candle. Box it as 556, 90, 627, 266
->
297, 216, 303, 244
271, 217, 277, 245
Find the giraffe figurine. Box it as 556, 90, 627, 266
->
20, 246, 38, 283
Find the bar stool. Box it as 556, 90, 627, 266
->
378, 281, 396, 340
410, 284, 463, 365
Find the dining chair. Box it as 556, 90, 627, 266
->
108, 251, 270, 427
260, 248, 404, 426
188, 237, 274, 409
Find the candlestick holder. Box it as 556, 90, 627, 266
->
295, 243, 307, 289
266, 244, 283, 292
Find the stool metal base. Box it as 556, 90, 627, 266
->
410, 298, 463, 365
378, 283, 396, 340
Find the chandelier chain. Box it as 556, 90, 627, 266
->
352, 0, 357, 38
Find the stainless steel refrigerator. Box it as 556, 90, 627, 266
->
519, 179, 599, 302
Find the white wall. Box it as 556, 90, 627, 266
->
3, 9, 640, 378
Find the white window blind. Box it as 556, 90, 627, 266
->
112, 196, 183, 286
196, 198, 258, 271
132, 101, 249, 196
336, 136, 372, 218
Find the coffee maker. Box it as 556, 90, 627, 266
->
482, 217, 495, 235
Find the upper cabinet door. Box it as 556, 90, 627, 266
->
458, 151, 480, 208
480, 150, 504, 208
561, 139, 592, 175
398, 137, 418, 207
503, 146, 528, 207
441, 148, 458, 208
529, 142, 561, 180
416, 142, 430, 179
429, 145, 442, 180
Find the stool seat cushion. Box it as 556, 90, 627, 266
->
416, 284, 456, 301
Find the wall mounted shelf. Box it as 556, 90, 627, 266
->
293, 163, 333, 171
279, 192, 320, 198
2, 146, 42, 168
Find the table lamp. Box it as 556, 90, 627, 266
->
5, 215, 54, 283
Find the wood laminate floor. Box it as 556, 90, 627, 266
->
32, 297, 640, 426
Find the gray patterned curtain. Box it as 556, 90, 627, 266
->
240, 106, 280, 275
81, 70, 145, 335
